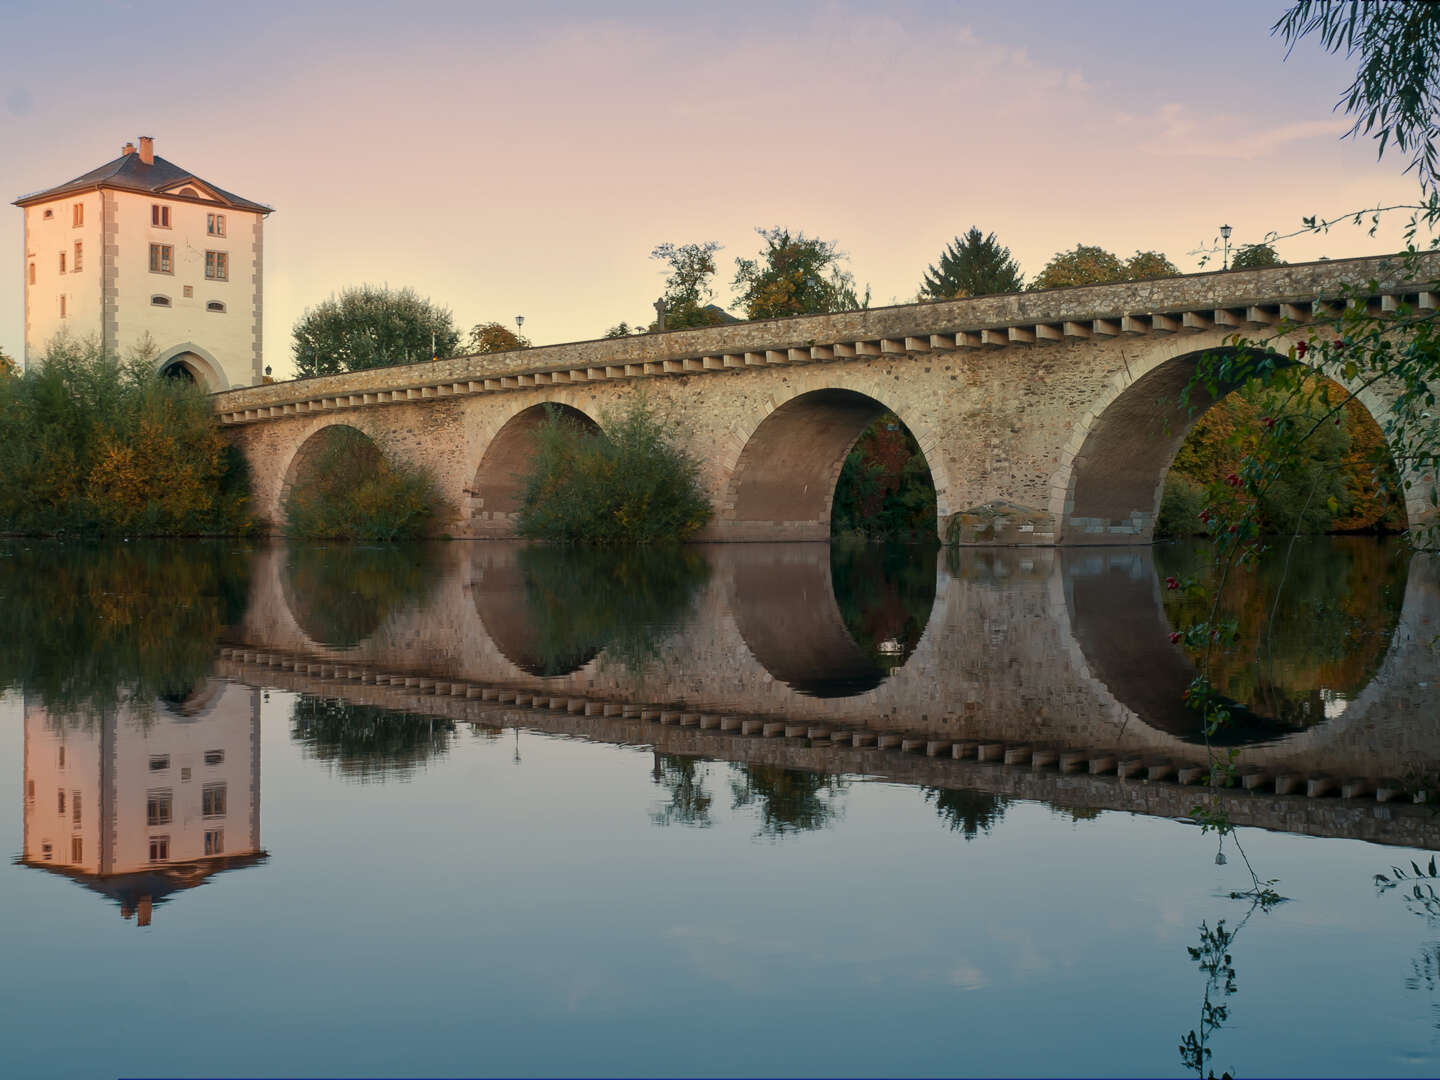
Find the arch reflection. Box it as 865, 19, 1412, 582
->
1062, 538, 1408, 744
470, 544, 709, 678
730, 543, 936, 698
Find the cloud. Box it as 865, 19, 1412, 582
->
1138, 104, 1350, 160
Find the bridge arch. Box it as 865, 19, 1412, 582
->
716, 385, 948, 542
469, 402, 601, 537
156, 342, 228, 391
1054, 334, 1421, 544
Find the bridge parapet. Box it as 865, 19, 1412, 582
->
214, 253, 1437, 423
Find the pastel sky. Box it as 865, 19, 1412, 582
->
2, 0, 1434, 377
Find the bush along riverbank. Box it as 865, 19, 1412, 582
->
0, 337, 252, 536
283, 425, 447, 540
516, 398, 711, 543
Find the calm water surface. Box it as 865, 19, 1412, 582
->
2, 537, 1439, 1078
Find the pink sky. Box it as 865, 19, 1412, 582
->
3, 1, 1433, 377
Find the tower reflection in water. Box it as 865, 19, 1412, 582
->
20, 681, 266, 926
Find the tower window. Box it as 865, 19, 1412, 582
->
58, 251, 66, 274
151, 295, 171, 307
42, 208, 53, 220
73, 241, 82, 272
28, 262, 35, 285
59, 294, 67, 318
206, 301, 226, 313
151, 204, 170, 228
149, 244, 173, 274
147, 790, 173, 827
72, 202, 84, 227
207, 213, 226, 237
204, 251, 228, 281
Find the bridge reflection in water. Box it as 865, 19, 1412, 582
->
224, 537, 1440, 849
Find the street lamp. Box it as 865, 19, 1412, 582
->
515, 314, 525, 344
1220, 224, 1233, 270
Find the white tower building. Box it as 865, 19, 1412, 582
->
14, 136, 273, 389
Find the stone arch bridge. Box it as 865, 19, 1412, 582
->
216, 254, 1440, 543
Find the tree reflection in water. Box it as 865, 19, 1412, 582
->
0, 539, 253, 721
1375, 858, 1440, 1030
1157, 536, 1408, 729
290, 695, 456, 783
514, 545, 709, 675
831, 542, 937, 673
922, 786, 1010, 840
282, 543, 437, 648
650, 752, 714, 828
729, 764, 847, 837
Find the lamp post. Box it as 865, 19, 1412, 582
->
1220, 224, 1233, 270
515, 314, 525, 345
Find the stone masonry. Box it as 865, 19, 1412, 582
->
216, 254, 1440, 543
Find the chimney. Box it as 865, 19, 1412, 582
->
121, 141, 136, 156
138, 136, 154, 165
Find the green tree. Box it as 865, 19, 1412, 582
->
652, 241, 729, 329
920, 226, 1024, 299
515, 398, 712, 544
292, 285, 460, 377
732, 227, 863, 319
1030, 244, 1127, 289
604, 321, 646, 339
0, 336, 251, 535
464, 321, 529, 353
1031, 244, 1180, 290
1230, 243, 1285, 269
0, 346, 16, 377
1125, 250, 1182, 280
1276, 1, 1440, 194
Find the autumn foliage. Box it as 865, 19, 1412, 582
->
0, 337, 251, 535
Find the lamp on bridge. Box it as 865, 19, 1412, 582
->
515, 315, 525, 343
1220, 223, 1233, 270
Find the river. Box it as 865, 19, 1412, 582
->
1, 536, 1437, 1077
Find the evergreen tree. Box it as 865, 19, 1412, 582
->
919, 227, 1024, 299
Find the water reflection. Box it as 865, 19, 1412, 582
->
923, 787, 1010, 841
732, 543, 936, 697
1157, 537, 1410, 729
290, 695, 457, 782
473, 545, 709, 676
729, 764, 847, 837
17, 680, 265, 925
282, 542, 437, 648
0, 540, 253, 718
650, 752, 714, 828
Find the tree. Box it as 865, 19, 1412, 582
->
1276, 1, 1440, 194
652, 241, 728, 329
1125, 250, 1182, 280
1230, 243, 1285, 269
919, 227, 1024, 299
0, 346, 16, 378
604, 321, 646, 339
464, 321, 529, 354
732, 227, 863, 319
1030, 244, 1127, 290
1030, 244, 1180, 290
292, 285, 460, 377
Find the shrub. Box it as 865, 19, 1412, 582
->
830, 414, 938, 541
283, 427, 446, 540
0, 336, 251, 535
515, 399, 711, 543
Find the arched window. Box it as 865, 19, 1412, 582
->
206, 301, 226, 313
179, 186, 200, 198
151, 295, 171, 307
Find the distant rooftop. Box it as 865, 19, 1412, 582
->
13, 136, 272, 213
